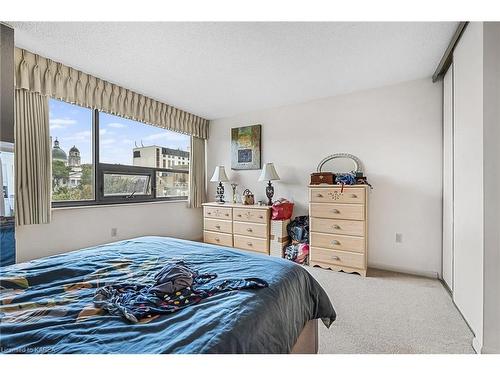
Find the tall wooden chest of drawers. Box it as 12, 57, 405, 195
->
202, 203, 271, 255
309, 185, 369, 276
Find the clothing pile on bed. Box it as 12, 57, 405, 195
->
94, 260, 268, 323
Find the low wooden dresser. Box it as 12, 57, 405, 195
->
309, 185, 369, 276
202, 203, 271, 255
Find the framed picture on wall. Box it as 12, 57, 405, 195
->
231, 124, 261, 170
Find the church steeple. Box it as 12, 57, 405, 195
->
68, 145, 81, 167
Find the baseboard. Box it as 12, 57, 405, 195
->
369, 262, 439, 279
481, 345, 499, 354
472, 336, 482, 354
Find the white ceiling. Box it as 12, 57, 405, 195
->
11, 22, 456, 120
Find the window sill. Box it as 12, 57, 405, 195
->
52, 199, 189, 211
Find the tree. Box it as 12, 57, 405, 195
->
80, 164, 93, 187
52, 160, 70, 189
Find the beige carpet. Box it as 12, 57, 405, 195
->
306, 267, 475, 354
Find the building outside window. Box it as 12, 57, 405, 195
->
131, 145, 190, 197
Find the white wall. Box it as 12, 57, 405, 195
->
442, 65, 454, 291
208, 78, 443, 277
482, 22, 500, 354
452, 22, 484, 352
15, 202, 203, 262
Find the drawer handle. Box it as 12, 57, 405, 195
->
207, 212, 212, 215
237, 214, 242, 217
333, 224, 341, 230
332, 209, 340, 214
215, 225, 221, 229
351, 194, 358, 198
246, 228, 253, 232
332, 240, 341, 245
259, 215, 263, 219
331, 255, 340, 261
225, 213, 229, 216
215, 237, 220, 242
316, 193, 323, 198
247, 242, 253, 246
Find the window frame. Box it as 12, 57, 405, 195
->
52, 108, 189, 208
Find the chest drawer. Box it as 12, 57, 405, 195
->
310, 232, 365, 253
310, 203, 364, 221
310, 247, 365, 269
204, 218, 233, 234
310, 217, 365, 237
204, 206, 232, 220
233, 221, 268, 238
233, 208, 269, 224
310, 187, 365, 204
203, 231, 233, 247
233, 235, 269, 254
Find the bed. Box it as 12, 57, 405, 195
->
0, 236, 336, 354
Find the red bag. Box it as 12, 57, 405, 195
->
271, 199, 294, 220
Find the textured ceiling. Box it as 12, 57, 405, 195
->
11, 22, 456, 119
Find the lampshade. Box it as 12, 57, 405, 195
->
258, 163, 280, 182
210, 166, 229, 182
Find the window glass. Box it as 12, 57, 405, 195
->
49, 99, 93, 201
156, 171, 189, 198
103, 173, 151, 197
48, 101, 190, 206
99, 112, 190, 169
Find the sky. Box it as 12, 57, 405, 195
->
49, 99, 190, 165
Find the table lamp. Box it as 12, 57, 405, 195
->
258, 162, 280, 205
210, 166, 229, 204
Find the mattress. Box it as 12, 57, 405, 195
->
0, 236, 336, 353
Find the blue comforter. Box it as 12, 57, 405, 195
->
0, 236, 335, 354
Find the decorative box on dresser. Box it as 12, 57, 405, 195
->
202, 203, 271, 255
308, 185, 369, 276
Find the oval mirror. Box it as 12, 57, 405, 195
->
317, 153, 363, 174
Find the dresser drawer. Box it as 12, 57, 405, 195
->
310, 247, 365, 269
233, 235, 269, 254
233, 221, 268, 238
310, 217, 365, 237
203, 231, 233, 247
233, 208, 269, 224
310, 232, 365, 253
203, 206, 232, 220
310, 203, 365, 221
204, 218, 233, 234
310, 187, 365, 204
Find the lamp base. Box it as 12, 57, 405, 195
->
215, 182, 225, 204
266, 181, 274, 206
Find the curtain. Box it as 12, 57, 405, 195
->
15, 89, 51, 226
0, 158, 4, 216
14, 48, 209, 139
187, 136, 206, 208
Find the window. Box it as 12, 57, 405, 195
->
102, 171, 152, 198
49, 99, 94, 202
48, 99, 190, 207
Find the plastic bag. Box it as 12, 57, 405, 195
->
287, 216, 309, 244
271, 198, 294, 220
284, 243, 309, 264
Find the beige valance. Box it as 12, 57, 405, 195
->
14, 48, 209, 139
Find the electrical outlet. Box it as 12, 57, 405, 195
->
111, 228, 118, 237
395, 233, 403, 243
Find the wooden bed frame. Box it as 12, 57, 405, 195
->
291, 319, 318, 354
